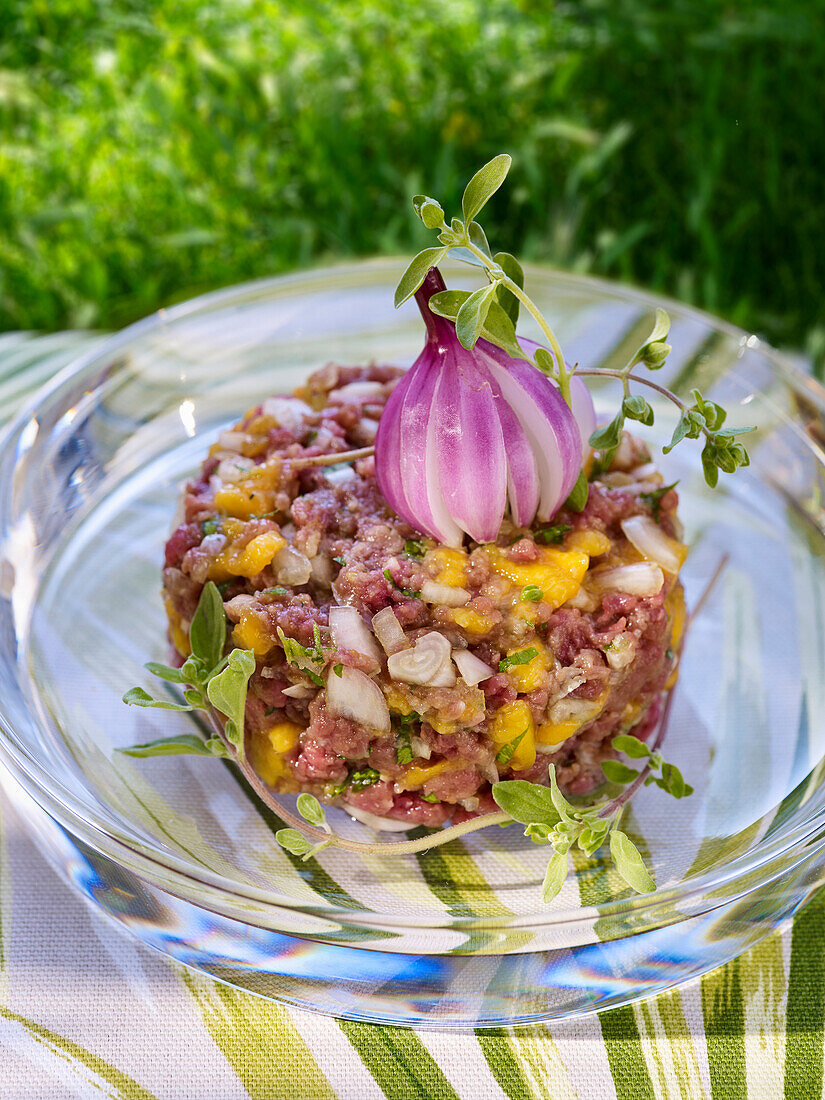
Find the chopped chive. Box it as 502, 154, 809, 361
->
421, 793, 440, 803
396, 729, 413, 765
404, 538, 427, 558
333, 555, 346, 566
201, 518, 220, 536
499, 646, 538, 672
496, 729, 527, 767
333, 663, 343, 677
383, 567, 420, 599
349, 767, 380, 791
640, 481, 679, 520
262, 586, 288, 596
534, 523, 571, 545
520, 585, 543, 602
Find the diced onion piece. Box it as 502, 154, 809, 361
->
460, 797, 480, 812
420, 580, 470, 607
372, 606, 409, 655
272, 543, 312, 586
329, 605, 381, 662
621, 515, 687, 575
387, 631, 456, 687
216, 455, 255, 483
223, 594, 255, 622
326, 666, 390, 733
282, 683, 315, 699
535, 740, 569, 754
604, 633, 637, 670
310, 554, 333, 588
563, 587, 598, 612
344, 805, 416, 832
452, 649, 495, 686
589, 562, 665, 597
217, 430, 247, 453
410, 735, 432, 760
328, 381, 386, 403
262, 396, 314, 433
548, 695, 604, 727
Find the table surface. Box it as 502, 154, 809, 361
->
0, 331, 822, 1100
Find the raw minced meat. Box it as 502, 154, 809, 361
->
162, 363, 686, 826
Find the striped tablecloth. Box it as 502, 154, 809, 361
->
0, 332, 821, 1100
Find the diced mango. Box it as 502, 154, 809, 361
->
250, 732, 299, 790
232, 609, 274, 656
428, 548, 467, 587
209, 530, 285, 581
399, 759, 454, 790
384, 686, 414, 716
488, 544, 591, 611
266, 721, 302, 754
489, 700, 536, 771
536, 717, 580, 747
164, 596, 191, 658
565, 529, 611, 557
665, 583, 686, 650
504, 638, 551, 693
449, 608, 495, 635
214, 484, 272, 519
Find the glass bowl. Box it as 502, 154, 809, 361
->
1, 259, 824, 1029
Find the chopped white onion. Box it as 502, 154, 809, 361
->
420, 580, 470, 607
589, 562, 665, 597
216, 454, 255, 483
460, 797, 480, 812
262, 396, 314, 433
329, 605, 381, 662
563, 587, 598, 612
272, 543, 312, 586
223, 593, 255, 622
604, 633, 637, 670
217, 430, 247, 453
328, 381, 385, 403
200, 533, 227, 555
548, 695, 604, 727
371, 606, 409, 655
326, 666, 390, 733
356, 416, 380, 443
631, 462, 659, 480
410, 735, 431, 760
535, 739, 570, 754
282, 683, 315, 699
387, 632, 456, 687
344, 805, 415, 832
452, 649, 495, 686
310, 554, 333, 588
621, 515, 686, 575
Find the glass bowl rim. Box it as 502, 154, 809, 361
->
1, 259, 824, 939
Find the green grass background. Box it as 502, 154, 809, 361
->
1, 0, 822, 366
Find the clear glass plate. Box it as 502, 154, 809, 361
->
1, 259, 824, 1028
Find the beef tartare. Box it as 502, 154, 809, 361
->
162, 362, 686, 829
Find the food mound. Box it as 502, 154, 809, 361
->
163, 363, 686, 829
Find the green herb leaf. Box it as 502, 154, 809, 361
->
610, 830, 656, 893
383, 568, 420, 599
533, 347, 556, 375
461, 153, 512, 224
498, 647, 538, 672
622, 393, 654, 426
589, 411, 625, 452
297, 793, 328, 828
421, 793, 440, 803
262, 586, 288, 597
404, 539, 427, 558
349, 767, 380, 791
492, 251, 524, 327
206, 648, 256, 757
541, 850, 569, 903
394, 247, 448, 308
201, 518, 220, 536
524, 821, 553, 844
455, 283, 497, 350
189, 581, 227, 672
577, 823, 608, 857
122, 687, 193, 712
601, 759, 639, 785
467, 220, 492, 258
396, 729, 413, 765
491, 780, 561, 827
143, 661, 190, 684
520, 585, 544, 602
640, 482, 678, 519
564, 470, 589, 512
333, 663, 343, 678
663, 407, 705, 454
412, 195, 446, 229
547, 764, 576, 824
428, 289, 469, 321
496, 729, 527, 768
275, 828, 314, 857
118, 733, 226, 757
611, 734, 652, 759
534, 524, 571, 545
477, 299, 526, 360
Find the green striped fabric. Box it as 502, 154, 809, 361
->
0, 332, 821, 1099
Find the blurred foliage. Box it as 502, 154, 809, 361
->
0, 0, 822, 365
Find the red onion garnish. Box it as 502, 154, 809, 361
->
375, 268, 595, 546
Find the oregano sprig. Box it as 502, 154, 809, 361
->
396, 153, 755, 492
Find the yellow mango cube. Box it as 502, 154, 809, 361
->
232, 609, 274, 656
449, 608, 495, 635
504, 638, 551, 693
489, 700, 536, 771
488, 544, 591, 611
427, 548, 467, 587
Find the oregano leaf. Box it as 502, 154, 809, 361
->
275, 829, 315, 857
541, 849, 569, 903
297, 793, 328, 828
455, 283, 497, 349
118, 734, 226, 758
189, 581, 227, 672
610, 830, 656, 893
601, 760, 640, 785
122, 687, 193, 712
492, 251, 524, 327
461, 153, 512, 224
491, 780, 561, 827
394, 247, 447, 308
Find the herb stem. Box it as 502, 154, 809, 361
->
288, 447, 375, 469
461, 239, 573, 408
574, 369, 716, 444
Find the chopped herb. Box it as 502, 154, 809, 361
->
383, 567, 420, 599
264, 706, 276, 716
306, 430, 318, 443
216, 580, 231, 596
277, 625, 325, 686
305, 669, 324, 687
666, 648, 675, 660
201, 518, 220, 536
404, 538, 427, 558
262, 586, 288, 597
333, 555, 346, 566
520, 585, 544, 602
564, 471, 589, 512
534, 524, 571, 545
327, 780, 347, 798
397, 711, 419, 731
499, 647, 538, 672
349, 767, 380, 791
640, 481, 679, 520
496, 729, 527, 767
396, 729, 413, 765
333, 663, 343, 677
421, 793, 440, 803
